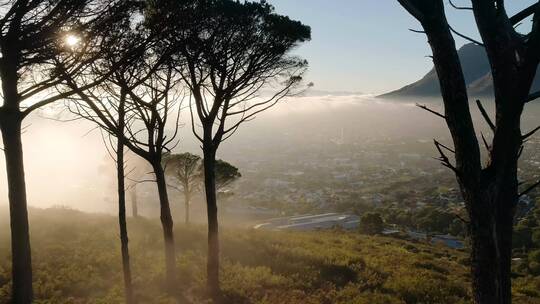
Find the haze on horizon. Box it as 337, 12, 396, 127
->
0, 0, 538, 216
2, 94, 540, 214
1, 0, 539, 213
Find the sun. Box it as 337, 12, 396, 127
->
65, 34, 80, 47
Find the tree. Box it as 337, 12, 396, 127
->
164, 154, 241, 224
359, 212, 384, 235
61, 12, 183, 295
214, 159, 241, 191
126, 151, 152, 218
97, 149, 147, 220
149, 0, 311, 295
67, 62, 183, 293
415, 207, 455, 234
0, 1, 126, 301
61, 7, 149, 302
164, 153, 202, 224
95, 146, 150, 302
396, 1, 540, 303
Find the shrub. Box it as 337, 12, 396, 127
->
359, 213, 384, 235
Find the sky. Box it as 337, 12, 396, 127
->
268, 0, 538, 95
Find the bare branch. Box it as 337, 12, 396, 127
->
397, 0, 425, 21
526, 90, 540, 103
522, 125, 540, 140
449, 25, 485, 47
454, 213, 470, 224
434, 139, 458, 173
509, 3, 539, 25
476, 99, 495, 131
519, 179, 540, 197
448, 0, 473, 11
416, 103, 446, 119
481, 132, 491, 152
409, 28, 426, 34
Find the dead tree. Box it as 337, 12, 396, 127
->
0, 1, 127, 301
148, 0, 311, 296
397, 1, 540, 303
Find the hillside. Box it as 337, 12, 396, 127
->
0, 208, 538, 304
379, 43, 540, 99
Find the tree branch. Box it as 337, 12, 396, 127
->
522, 125, 540, 140
397, 0, 425, 21
449, 24, 485, 47
416, 103, 446, 119
519, 179, 540, 197
475, 99, 495, 131
434, 139, 458, 174
409, 28, 426, 34
448, 0, 473, 11
481, 132, 491, 152
454, 213, 470, 225
509, 3, 539, 25
526, 90, 540, 103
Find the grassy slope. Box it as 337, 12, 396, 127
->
0, 208, 538, 304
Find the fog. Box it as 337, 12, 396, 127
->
0, 95, 538, 214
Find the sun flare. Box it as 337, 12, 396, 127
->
65, 34, 80, 47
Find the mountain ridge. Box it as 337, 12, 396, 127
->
379, 43, 540, 99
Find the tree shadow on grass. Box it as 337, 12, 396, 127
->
319, 263, 358, 287
220, 291, 253, 304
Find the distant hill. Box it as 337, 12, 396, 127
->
379, 43, 540, 99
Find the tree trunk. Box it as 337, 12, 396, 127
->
203, 147, 220, 297
130, 185, 138, 218
466, 183, 516, 304
184, 187, 190, 224
153, 163, 177, 290
466, 73, 524, 304
116, 110, 135, 303
421, 11, 520, 304
0, 113, 33, 303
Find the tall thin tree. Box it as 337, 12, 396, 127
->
63, 48, 183, 292
126, 151, 151, 218
0, 1, 127, 301
397, 1, 540, 303
148, 0, 311, 296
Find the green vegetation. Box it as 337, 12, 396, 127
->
380, 206, 467, 237
512, 205, 540, 278
359, 212, 384, 235
0, 208, 538, 304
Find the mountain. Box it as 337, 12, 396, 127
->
379, 43, 540, 99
